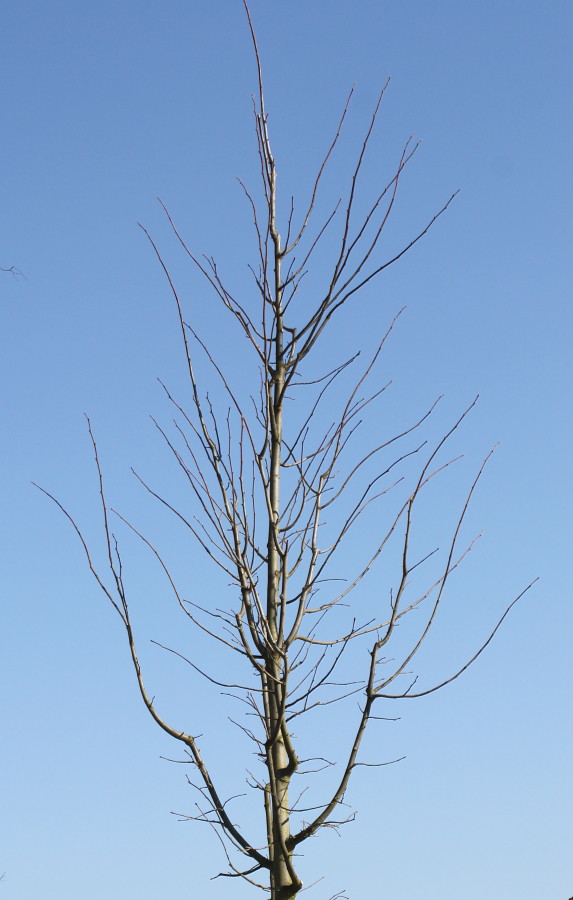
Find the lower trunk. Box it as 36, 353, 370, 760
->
266, 722, 301, 900
269, 753, 300, 899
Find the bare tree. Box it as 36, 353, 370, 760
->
37, 4, 535, 899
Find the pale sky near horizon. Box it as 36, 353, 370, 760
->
1, 2, 572, 898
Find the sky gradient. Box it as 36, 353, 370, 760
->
1, 2, 572, 898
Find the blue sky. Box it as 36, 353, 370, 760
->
1, 1, 571, 898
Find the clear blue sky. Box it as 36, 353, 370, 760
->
1, 1, 571, 898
